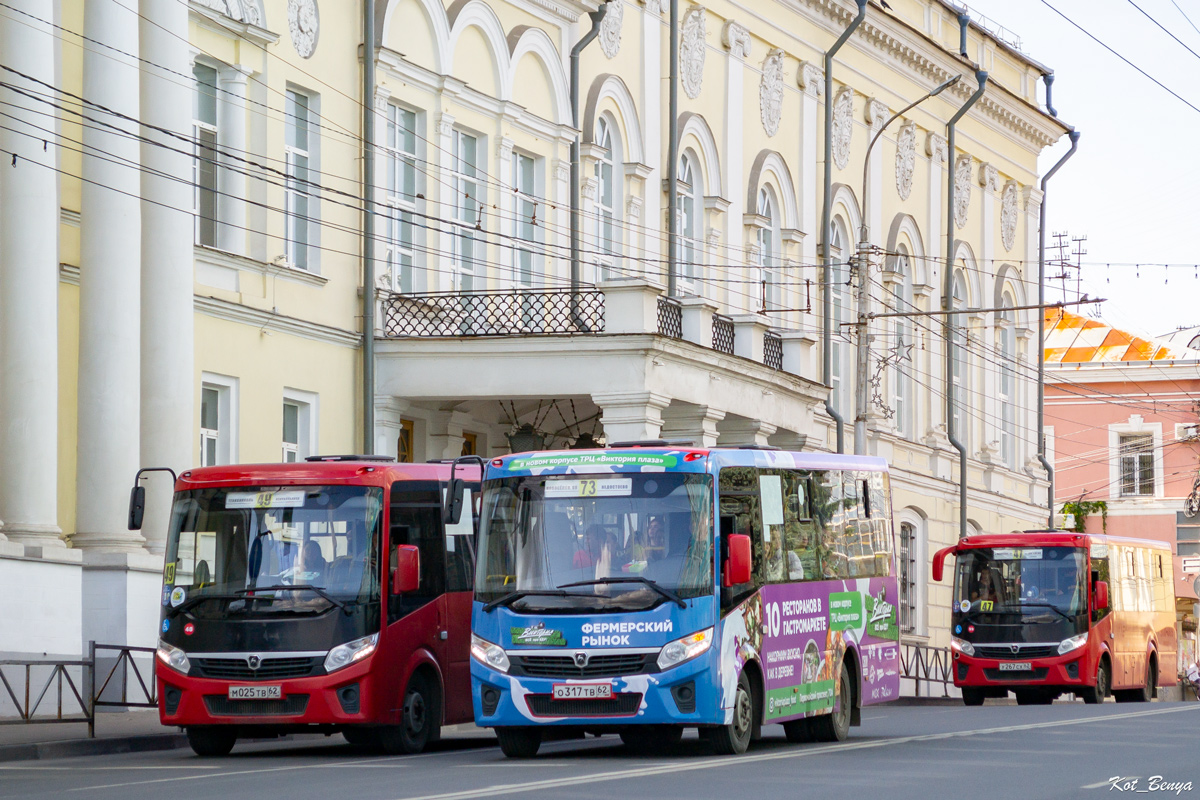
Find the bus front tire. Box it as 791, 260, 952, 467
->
1079, 659, 1110, 704
379, 673, 441, 754
186, 726, 236, 757
496, 727, 542, 758
708, 671, 755, 755
961, 687, 986, 706
809, 663, 852, 742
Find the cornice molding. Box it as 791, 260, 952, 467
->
195, 296, 362, 348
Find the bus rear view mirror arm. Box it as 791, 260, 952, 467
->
723, 534, 752, 587
392, 545, 420, 594
443, 455, 485, 525
931, 545, 958, 583
1094, 580, 1109, 611
127, 466, 178, 530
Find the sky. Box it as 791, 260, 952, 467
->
958, 0, 1200, 341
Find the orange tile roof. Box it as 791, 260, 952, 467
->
1044, 309, 1200, 363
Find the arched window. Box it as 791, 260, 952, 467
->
888, 249, 914, 439
594, 116, 622, 281
998, 293, 1017, 468
757, 187, 780, 315
830, 219, 851, 417
676, 152, 703, 290
950, 269, 969, 449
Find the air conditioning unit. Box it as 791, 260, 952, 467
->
1177, 423, 1200, 443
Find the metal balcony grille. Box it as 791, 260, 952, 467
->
657, 296, 682, 339
382, 289, 604, 337
712, 314, 734, 354
764, 331, 783, 370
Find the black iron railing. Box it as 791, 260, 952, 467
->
712, 314, 734, 355
383, 289, 604, 337
763, 331, 783, 370
899, 641, 954, 697
657, 296, 682, 339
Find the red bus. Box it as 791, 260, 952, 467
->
933, 531, 1177, 705
130, 457, 479, 756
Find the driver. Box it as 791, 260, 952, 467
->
285, 540, 327, 585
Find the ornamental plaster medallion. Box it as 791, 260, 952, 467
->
287, 0, 319, 59
759, 49, 785, 137
680, 7, 706, 99
1001, 181, 1018, 252
895, 121, 916, 201
599, 0, 623, 59
953, 155, 971, 229
832, 87, 853, 169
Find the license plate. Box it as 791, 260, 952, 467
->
998, 662, 1032, 671
552, 683, 613, 700
227, 685, 282, 700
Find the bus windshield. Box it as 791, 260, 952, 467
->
164, 485, 383, 617
954, 546, 1087, 619
476, 472, 713, 612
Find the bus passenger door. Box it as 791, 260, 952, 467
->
442, 485, 478, 725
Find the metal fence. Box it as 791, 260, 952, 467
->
0, 643, 158, 737
763, 331, 783, 370
712, 314, 734, 354
657, 296, 682, 339
382, 289, 605, 337
899, 641, 954, 697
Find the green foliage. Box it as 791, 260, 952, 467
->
1061, 499, 1108, 533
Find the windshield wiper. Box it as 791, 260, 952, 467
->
167, 593, 241, 617
559, 577, 687, 609
482, 589, 598, 613
235, 585, 351, 615
997, 601, 1073, 621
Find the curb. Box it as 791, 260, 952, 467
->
0, 732, 189, 763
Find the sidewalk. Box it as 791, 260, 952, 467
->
0, 710, 185, 762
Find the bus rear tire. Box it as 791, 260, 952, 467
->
186, 726, 236, 757
496, 727, 542, 758
961, 687, 986, 706
379, 673, 440, 754
708, 671, 755, 755
619, 725, 684, 750
809, 663, 852, 743
1080, 659, 1110, 704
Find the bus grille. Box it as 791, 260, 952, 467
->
983, 668, 1049, 682
193, 657, 320, 680
203, 694, 310, 716
510, 653, 656, 678
974, 645, 1057, 660
526, 693, 642, 717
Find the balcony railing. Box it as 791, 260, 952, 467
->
383, 289, 604, 337
764, 331, 783, 370
657, 296, 682, 339
712, 314, 734, 355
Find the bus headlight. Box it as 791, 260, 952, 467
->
470, 634, 510, 673
657, 628, 713, 671
156, 640, 191, 675
324, 633, 378, 673
950, 637, 975, 657
1057, 632, 1088, 656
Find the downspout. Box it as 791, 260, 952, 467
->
1038, 130, 1080, 529
958, 9, 970, 57
944, 69, 987, 541
362, 0, 377, 453
667, 0, 680, 297
1043, 72, 1058, 117
570, 2, 608, 300
820, 0, 866, 454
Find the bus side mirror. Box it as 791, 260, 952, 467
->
392, 545, 420, 594
932, 545, 957, 583
128, 485, 146, 531
1094, 580, 1109, 611
443, 478, 465, 526
723, 534, 752, 587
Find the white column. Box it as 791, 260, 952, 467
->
798, 63, 822, 270
435, 113, 455, 291
660, 404, 725, 447
218, 67, 250, 255
74, 0, 145, 553
0, 0, 61, 546
718, 417, 778, 446
722, 22, 749, 311
594, 391, 669, 443
638, 0, 662, 281
925, 133, 946, 429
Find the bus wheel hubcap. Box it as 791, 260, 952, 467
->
736, 690, 751, 734
406, 692, 425, 732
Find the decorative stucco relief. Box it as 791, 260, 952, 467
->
1001, 181, 1019, 252
287, 0, 319, 59
680, 7, 706, 99
979, 163, 999, 192
797, 61, 822, 97
953, 154, 972, 229
759, 49, 784, 137
197, 0, 263, 25
599, 0, 623, 58
895, 121, 916, 201
721, 20, 750, 58
832, 87, 853, 169
925, 132, 947, 164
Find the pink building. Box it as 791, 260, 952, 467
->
1044, 309, 1200, 667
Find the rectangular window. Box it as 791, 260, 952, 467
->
451, 130, 481, 291
512, 152, 539, 288
199, 376, 237, 466
1119, 433, 1155, 496
461, 432, 477, 457
898, 522, 916, 634
283, 402, 300, 462
1178, 512, 1200, 557
193, 63, 219, 247
285, 89, 313, 271
595, 147, 618, 280
386, 105, 419, 293
398, 418, 415, 463
200, 386, 220, 467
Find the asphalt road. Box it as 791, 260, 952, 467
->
3, 702, 1199, 800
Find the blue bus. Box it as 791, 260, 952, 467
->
464, 444, 899, 757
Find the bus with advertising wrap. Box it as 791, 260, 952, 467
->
131, 457, 479, 756
463, 444, 900, 757
932, 531, 1177, 706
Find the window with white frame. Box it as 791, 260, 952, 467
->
998, 294, 1017, 468
676, 152, 702, 289
898, 521, 917, 634
756, 187, 780, 315
200, 386, 220, 467
950, 270, 968, 449
281, 390, 317, 462
386, 104, 419, 293
283, 402, 300, 462
285, 88, 315, 271
830, 219, 850, 417
1118, 433, 1155, 496
199, 375, 237, 466
594, 116, 621, 280
512, 151, 540, 288
451, 129, 483, 291
193, 63, 219, 247
888, 250, 914, 439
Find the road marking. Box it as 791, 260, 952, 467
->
0, 766, 222, 771
394, 705, 1200, 800
1081, 780, 1114, 789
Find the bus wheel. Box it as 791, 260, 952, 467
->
709, 671, 755, 755
619, 725, 684, 751
961, 687, 986, 706
379, 673, 440, 754
1137, 658, 1157, 702
810, 663, 852, 742
186, 726, 236, 757
496, 727, 542, 758
1080, 659, 1109, 704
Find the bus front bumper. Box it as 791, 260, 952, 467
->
952, 649, 1090, 688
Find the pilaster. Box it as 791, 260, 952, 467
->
593, 391, 671, 443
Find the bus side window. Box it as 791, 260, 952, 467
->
717, 467, 766, 611
1091, 550, 1111, 624
813, 471, 850, 580
777, 471, 817, 583
388, 483, 446, 623
444, 486, 477, 593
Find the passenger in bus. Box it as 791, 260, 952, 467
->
765, 531, 804, 581
574, 523, 617, 576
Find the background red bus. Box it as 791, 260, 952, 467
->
933, 531, 1176, 705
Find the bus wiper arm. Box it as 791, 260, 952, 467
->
166, 593, 241, 617
482, 590, 596, 613
234, 585, 351, 615
999, 601, 1072, 621
559, 577, 687, 609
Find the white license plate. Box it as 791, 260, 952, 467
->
552, 683, 613, 700
227, 685, 282, 700
998, 662, 1032, 672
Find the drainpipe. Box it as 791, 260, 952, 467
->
944, 69, 987, 541
958, 9, 970, 57
820, 0, 866, 455
362, 0, 377, 453
1043, 72, 1058, 117
1038, 130, 1080, 529
667, 0, 681, 297
570, 3, 608, 297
